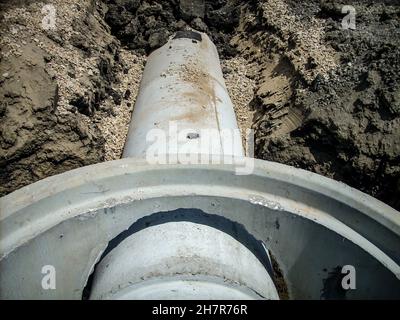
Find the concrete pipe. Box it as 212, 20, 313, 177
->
123, 31, 244, 160
0, 31, 400, 300
89, 221, 279, 300
1, 158, 400, 299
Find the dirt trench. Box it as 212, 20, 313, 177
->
0, 0, 399, 212
240, 0, 400, 211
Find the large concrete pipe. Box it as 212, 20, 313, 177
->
123, 31, 244, 160
96, 31, 276, 299
0, 31, 400, 300
89, 222, 278, 299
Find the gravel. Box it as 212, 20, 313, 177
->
222, 57, 256, 153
